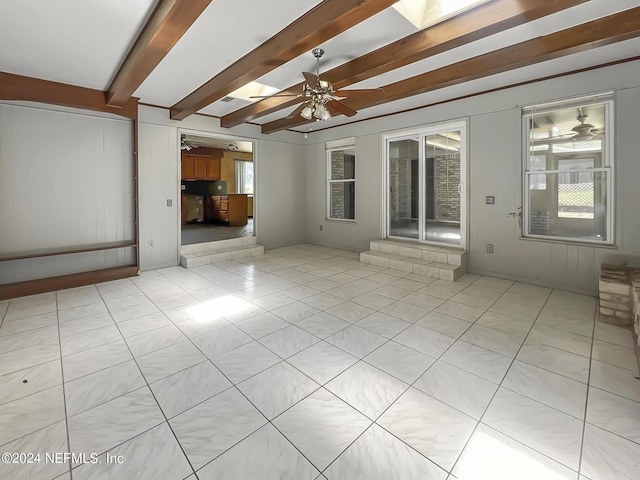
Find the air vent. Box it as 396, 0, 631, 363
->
221, 96, 234, 103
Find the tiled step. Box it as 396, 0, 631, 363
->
181, 236, 256, 255
361, 240, 467, 281
180, 240, 264, 268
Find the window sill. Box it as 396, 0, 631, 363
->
518, 236, 618, 249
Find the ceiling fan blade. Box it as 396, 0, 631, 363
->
542, 132, 578, 141
286, 103, 308, 119
303, 72, 319, 87
249, 94, 301, 99
333, 87, 385, 99
328, 100, 357, 117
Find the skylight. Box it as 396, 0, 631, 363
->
392, 0, 490, 29
228, 81, 279, 102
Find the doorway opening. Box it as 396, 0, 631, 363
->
385, 121, 467, 248
179, 133, 255, 246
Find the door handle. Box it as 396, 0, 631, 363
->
457, 183, 463, 195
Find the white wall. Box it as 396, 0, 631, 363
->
138, 121, 180, 270
256, 140, 307, 248
303, 60, 640, 295
137, 106, 307, 270
0, 102, 135, 284
305, 135, 382, 251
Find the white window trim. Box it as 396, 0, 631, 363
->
521, 94, 615, 246
326, 143, 356, 222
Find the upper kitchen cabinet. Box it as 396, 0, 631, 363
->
181, 148, 222, 180
181, 155, 196, 179
204, 157, 221, 180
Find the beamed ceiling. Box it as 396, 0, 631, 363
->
1, 0, 640, 132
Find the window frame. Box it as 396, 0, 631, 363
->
326, 142, 356, 222
521, 94, 615, 245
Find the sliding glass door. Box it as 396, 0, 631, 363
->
386, 122, 467, 248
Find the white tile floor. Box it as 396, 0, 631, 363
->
1, 244, 639, 480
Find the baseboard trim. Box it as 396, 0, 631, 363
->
0, 265, 139, 301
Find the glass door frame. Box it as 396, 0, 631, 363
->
382, 120, 468, 250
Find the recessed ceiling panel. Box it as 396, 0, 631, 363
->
0, 0, 156, 90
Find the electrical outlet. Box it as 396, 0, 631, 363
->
148, 240, 154, 249
319, 225, 323, 231
487, 244, 494, 254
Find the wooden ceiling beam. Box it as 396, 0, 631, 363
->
220, 0, 588, 128
169, 0, 400, 121
0, 72, 138, 120
106, 0, 212, 106
261, 6, 640, 133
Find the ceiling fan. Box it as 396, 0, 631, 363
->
250, 48, 384, 122
535, 113, 605, 144
181, 136, 197, 151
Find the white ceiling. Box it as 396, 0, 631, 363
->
0, 0, 156, 89
1, 0, 639, 133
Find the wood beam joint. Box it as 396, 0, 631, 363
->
0, 72, 138, 120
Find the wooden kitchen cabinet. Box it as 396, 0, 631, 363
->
181, 156, 196, 179
194, 157, 206, 179
211, 194, 248, 226
205, 157, 221, 180
181, 152, 221, 180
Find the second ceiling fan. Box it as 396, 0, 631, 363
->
251, 49, 385, 122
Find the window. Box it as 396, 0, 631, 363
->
522, 93, 613, 244
234, 160, 253, 194
327, 140, 355, 221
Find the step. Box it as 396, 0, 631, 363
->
369, 239, 467, 267
180, 244, 264, 268
360, 250, 466, 281
180, 236, 256, 255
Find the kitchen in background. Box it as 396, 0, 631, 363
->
180, 134, 254, 245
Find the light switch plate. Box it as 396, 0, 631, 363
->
167, 199, 172, 207
487, 244, 494, 254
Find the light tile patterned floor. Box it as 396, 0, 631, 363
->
0, 244, 639, 480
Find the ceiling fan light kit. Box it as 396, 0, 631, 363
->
252, 48, 384, 124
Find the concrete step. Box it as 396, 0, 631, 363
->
180, 243, 264, 268
369, 239, 467, 267
361, 242, 467, 281
180, 236, 256, 255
